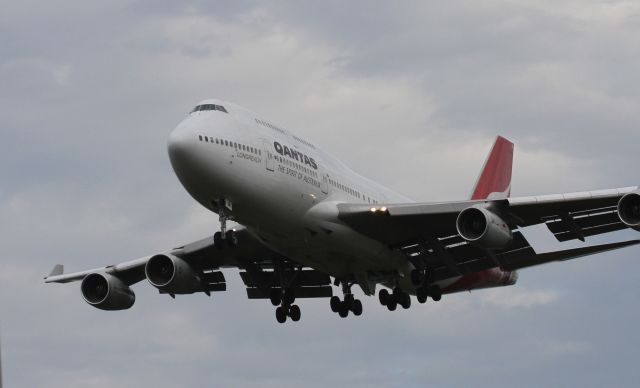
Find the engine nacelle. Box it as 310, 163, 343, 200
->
145, 254, 201, 294
618, 191, 640, 230
456, 205, 513, 249
81, 273, 135, 311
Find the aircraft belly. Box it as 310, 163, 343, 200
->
249, 219, 405, 278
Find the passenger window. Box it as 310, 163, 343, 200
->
199, 135, 203, 141
224, 140, 229, 146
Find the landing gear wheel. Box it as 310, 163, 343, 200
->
289, 305, 301, 322
387, 300, 397, 311
225, 230, 238, 248
410, 269, 424, 286
269, 289, 281, 306
430, 286, 442, 302
330, 296, 341, 313
213, 232, 224, 249
379, 289, 390, 306
417, 287, 428, 304
275, 306, 287, 323
352, 299, 363, 316
400, 293, 411, 309
338, 304, 349, 318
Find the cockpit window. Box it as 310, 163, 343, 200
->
190, 104, 228, 114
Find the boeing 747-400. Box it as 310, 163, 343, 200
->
45, 99, 640, 323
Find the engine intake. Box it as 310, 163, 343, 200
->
618, 191, 640, 230
81, 273, 135, 311
145, 254, 201, 294
456, 205, 513, 249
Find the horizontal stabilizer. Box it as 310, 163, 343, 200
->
501, 239, 640, 271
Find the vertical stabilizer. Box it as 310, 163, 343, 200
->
470, 136, 514, 200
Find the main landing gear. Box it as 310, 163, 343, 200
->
213, 200, 237, 249
330, 281, 363, 318
271, 288, 301, 323
378, 287, 411, 311
267, 260, 304, 324
410, 269, 442, 304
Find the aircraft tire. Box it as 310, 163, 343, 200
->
387, 300, 397, 311
338, 304, 349, 318
289, 305, 301, 322
330, 296, 341, 312
400, 294, 411, 309
430, 286, 442, 302
269, 289, 281, 306
225, 230, 238, 248
352, 299, 363, 316
379, 289, 390, 306
275, 306, 287, 323
213, 232, 224, 249
417, 287, 428, 304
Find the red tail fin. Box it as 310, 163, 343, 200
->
470, 136, 514, 200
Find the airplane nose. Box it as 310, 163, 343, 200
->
167, 125, 195, 167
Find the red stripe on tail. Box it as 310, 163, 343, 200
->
470, 136, 514, 200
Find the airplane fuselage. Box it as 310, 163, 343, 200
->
167, 99, 505, 294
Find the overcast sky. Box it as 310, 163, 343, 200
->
2, 1, 640, 387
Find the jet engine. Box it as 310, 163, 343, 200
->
145, 254, 201, 294
456, 205, 513, 249
618, 191, 640, 230
80, 273, 135, 311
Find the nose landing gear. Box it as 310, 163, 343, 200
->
212, 199, 237, 249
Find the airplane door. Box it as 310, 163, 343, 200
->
263, 140, 274, 172
321, 174, 329, 194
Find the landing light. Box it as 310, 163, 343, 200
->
380, 206, 387, 212
370, 207, 377, 212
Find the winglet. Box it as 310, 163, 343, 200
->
47, 264, 64, 278
470, 136, 514, 200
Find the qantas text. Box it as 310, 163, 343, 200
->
273, 141, 318, 170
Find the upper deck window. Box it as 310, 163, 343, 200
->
190, 104, 228, 114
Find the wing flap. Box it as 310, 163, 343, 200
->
555, 223, 628, 242
501, 239, 640, 271
239, 269, 331, 288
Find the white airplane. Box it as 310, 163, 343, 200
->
46, 99, 640, 323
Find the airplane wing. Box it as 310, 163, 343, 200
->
45, 228, 274, 285
337, 186, 640, 280
45, 228, 333, 308
338, 186, 639, 246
